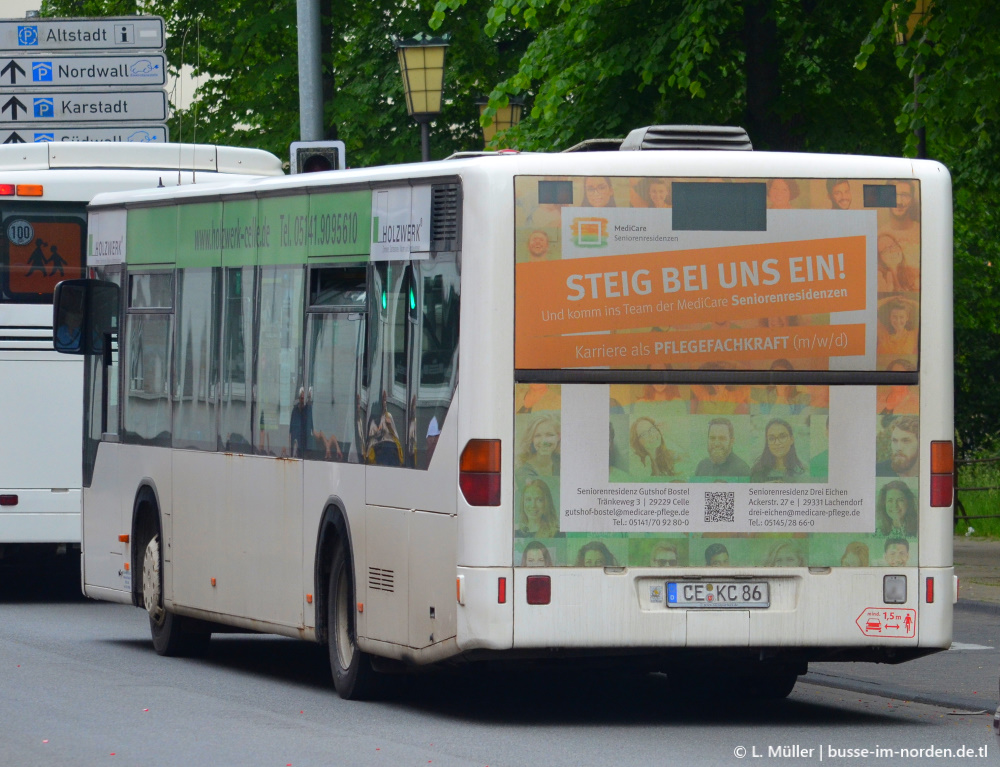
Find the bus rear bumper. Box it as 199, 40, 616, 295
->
0, 488, 81, 543
456, 565, 952, 656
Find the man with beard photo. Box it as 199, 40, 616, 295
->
876, 416, 919, 478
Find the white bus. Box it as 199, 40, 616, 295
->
0, 142, 283, 567
55, 125, 954, 700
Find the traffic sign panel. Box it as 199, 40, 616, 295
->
0, 90, 167, 123
0, 54, 166, 87
0, 17, 165, 52
0, 124, 167, 144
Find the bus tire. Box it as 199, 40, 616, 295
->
142, 533, 210, 657
737, 667, 799, 700
328, 544, 379, 700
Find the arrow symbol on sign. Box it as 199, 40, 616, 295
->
2, 96, 27, 120
3, 132, 24, 144
1, 59, 25, 85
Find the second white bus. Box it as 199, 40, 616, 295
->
0, 142, 282, 566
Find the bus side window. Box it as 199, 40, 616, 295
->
172, 268, 221, 451
305, 265, 366, 463
219, 266, 256, 453
254, 265, 305, 457
123, 272, 174, 447
365, 262, 408, 467
412, 256, 460, 470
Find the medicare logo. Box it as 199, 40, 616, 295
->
33, 98, 54, 118
34, 133, 55, 143
32, 61, 53, 82
17, 26, 38, 46
570, 217, 609, 248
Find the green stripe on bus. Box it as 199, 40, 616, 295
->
127, 207, 177, 265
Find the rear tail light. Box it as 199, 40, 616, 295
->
930, 440, 954, 507
0, 184, 15, 196
926, 576, 934, 604
526, 575, 551, 605
0, 494, 18, 506
459, 439, 501, 506
498, 577, 507, 604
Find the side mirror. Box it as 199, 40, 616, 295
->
53, 279, 119, 356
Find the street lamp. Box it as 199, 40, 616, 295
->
475, 96, 524, 147
394, 33, 450, 162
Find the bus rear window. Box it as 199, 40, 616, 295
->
2, 215, 85, 304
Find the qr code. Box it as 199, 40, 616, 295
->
704, 491, 735, 523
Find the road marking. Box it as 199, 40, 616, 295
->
949, 642, 994, 651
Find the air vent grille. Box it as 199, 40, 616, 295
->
430, 183, 461, 252
620, 125, 752, 152
368, 567, 395, 593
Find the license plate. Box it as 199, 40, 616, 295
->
666, 581, 769, 608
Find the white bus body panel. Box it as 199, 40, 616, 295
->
0, 304, 83, 542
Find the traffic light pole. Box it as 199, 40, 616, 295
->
296, 0, 323, 141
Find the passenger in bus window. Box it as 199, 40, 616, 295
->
876, 480, 918, 537
520, 540, 553, 567
516, 479, 559, 538
575, 541, 617, 567
762, 540, 805, 567
750, 418, 807, 483
704, 543, 730, 567
827, 179, 853, 210
876, 416, 919, 478
695, 417, 750, 479
629, 416, 679, 478
582, 176, 616, 208
840, 541, 870, 567
877, 234, 919, 293
289, 387, 314, 458
516, 413, 561, 480
367, 390, 403, 466
883, 537, 910, 567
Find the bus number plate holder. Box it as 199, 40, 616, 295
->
666, 581, 769, 608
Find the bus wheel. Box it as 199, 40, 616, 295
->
328, 544, 379, 699
142, 534, 210, 657
737, 666, 799, 700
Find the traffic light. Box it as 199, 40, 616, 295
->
290, 141, 346, 174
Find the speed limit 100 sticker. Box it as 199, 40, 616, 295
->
856, 607, 916, 638
7, 219, 34, 246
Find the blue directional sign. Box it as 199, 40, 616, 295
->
0, 54, 167, 87
0, 125, 168, 144
0, 18, 164, 52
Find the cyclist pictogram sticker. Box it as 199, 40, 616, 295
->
856, 607, 916, 638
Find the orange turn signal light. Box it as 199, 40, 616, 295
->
17, 184, 43, 197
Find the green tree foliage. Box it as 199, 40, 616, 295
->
38, 0, 1000, 448
859, 0, 1000, 450
41, 0, 529, 165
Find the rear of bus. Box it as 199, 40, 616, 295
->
458, 131, 953, 693
0, 142, 281, 562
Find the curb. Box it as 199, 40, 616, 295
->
955, 599, 1000, 616
800, 671, 996, 714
